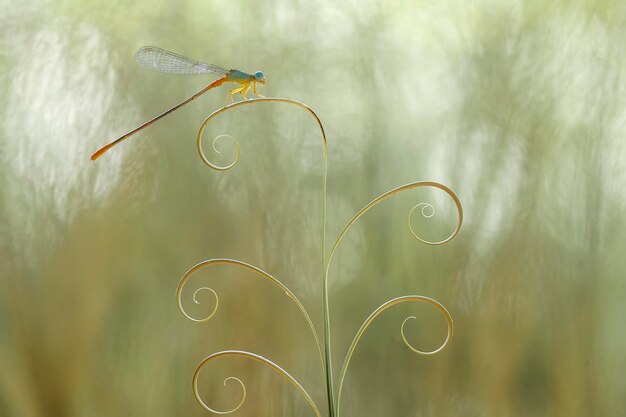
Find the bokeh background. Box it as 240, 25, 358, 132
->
1, 0, 625, 416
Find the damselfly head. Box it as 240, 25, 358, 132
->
254, 71, 266, 84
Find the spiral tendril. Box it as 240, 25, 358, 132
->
326, 182, 463, 288
176, 258, 324, 368
196, 99, 327, 172
183, 286, 219, 322
194, 375, 246, 415
336, 296, 453, 416
408, 202, 444, 244
411, 202, 435, 218
193, 350, 322, 417
400, 315, 450, 355
196, 130, 241, 171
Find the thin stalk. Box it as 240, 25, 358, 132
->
321, 144, 336, 417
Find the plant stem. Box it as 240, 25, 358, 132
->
321, 146, 336, 417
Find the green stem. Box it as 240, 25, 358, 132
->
321, 143, 336, 417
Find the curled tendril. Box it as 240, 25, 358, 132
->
400, 315, 450, 355
193, 350, 322, 417
409, 202, 451, 244
326, 181, 463, 283
410, 202, 435, 218
186, 287, 219, 322
336, 296, 453, 415
196, 98, 328, 172
176, 258, 324, 368
197, 133, 241, 171
194, 375, 246, 415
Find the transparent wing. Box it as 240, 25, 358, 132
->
134, 46, 229, 75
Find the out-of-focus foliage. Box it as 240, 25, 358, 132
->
1, 0, 625, 416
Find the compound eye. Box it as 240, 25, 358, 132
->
255, 71, 264, 80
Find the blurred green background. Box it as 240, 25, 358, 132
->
1, 0, 625, 416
